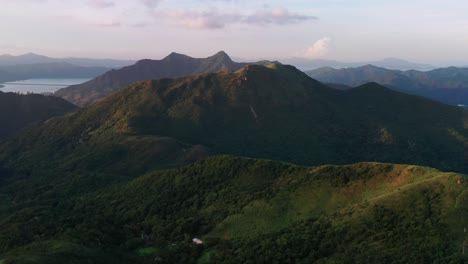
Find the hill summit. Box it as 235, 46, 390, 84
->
4, 63, 468, 177
54, 51, 268, 106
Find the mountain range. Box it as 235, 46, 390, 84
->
54, 51, 273, 107
0, 60, 467, 263
6, 63, 468, 175
307, 65, 468, 106
276, 57, 437, 71
0, 52, 134, 68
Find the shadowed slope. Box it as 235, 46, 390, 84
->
0, 92, 77, 140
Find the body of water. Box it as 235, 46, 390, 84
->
0, 78, 91, 94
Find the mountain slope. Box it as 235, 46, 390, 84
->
0, 156, 466, 263
0, 92, 77, 139
2, 64, 467, 178
54, 51, 267, 106
306, 65, 468, 106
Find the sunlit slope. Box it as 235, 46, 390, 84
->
4, 64, 467, 176
1, 156, 465, 263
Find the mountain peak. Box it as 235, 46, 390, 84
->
208, 50, 233, 63
353, 82, 393, 93
162, 52, 191, 61
19, 52, 48, 59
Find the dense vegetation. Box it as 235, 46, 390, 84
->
0, 156, 466, 263
4, 64, 467, 177
54, 51, 270, 106
1, 63, 467, 263
307, 65, 468, 106
0, 91, 77, 139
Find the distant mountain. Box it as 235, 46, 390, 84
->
0, 62, 110, 83
281, 57, 436, 71
0, 52, 135, 68
0, 91, 77, 139
307, 65, 468, 106
54, 51, 271, 106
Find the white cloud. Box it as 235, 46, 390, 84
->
167, 9, 241, 29
245, 7, 317, 26
304, 37, 331, 58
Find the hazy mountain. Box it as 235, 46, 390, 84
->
0, 52, 135, 68
0, 62, 110, 83
0, 91, 77, 139
307, 65, 468, 106
281, 57, 436, 71
54, 51, 272, 106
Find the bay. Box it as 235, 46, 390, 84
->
0, 78, 91, 94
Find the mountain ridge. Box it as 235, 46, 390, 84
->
4, 63, 467, 176
54, 51, 273, 107
1, 64, 467, 263
307, 64, 468, 106
0, 155, 466, 263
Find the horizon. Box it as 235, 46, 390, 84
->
1, 51, 466, 69
1, 0, 468, 65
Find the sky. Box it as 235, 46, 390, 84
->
1, 0, 468, 65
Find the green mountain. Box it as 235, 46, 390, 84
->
54, 51, 270, 107
2, 64, 467, 178
0, 91, 77, 140
306, 65, 468, 106
0, 156, 466, 263
1, 63, 468, 263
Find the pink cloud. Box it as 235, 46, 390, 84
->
88, 0, 115, 9
166, 7, 316, 30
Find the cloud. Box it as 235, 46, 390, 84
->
166, 7, 316, 30
168, 10, 241, 29
141, 0, 162, 9
88, 0, 115, 9
304, 37, 331, 58
245, 7, 317, 26
131, 22, 150, 28
92, 20, 121, 27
